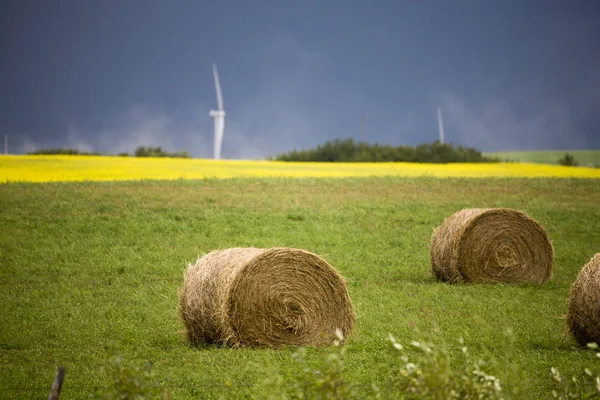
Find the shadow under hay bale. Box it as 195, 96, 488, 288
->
568, 253, 600, 347
179, 247, 356, 348
430, 208, 554, 284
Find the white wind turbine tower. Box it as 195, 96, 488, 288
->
436, 106, 445, 144
209, 64, 226, 159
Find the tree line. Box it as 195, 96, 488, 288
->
27, 146, 191, 158
269, 138, 499, 163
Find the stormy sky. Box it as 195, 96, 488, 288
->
2, 0, 599, 158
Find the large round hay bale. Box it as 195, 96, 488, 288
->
430, 208, 553, 284
567, 253, 600, 347
179, 247, 356, 348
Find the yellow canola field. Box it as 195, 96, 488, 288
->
1, 155, 599, 183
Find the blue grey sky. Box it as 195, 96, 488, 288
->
2, 0, 599, 158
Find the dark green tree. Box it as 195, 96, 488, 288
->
558, 153, 578, 166
271, 138, 498, 163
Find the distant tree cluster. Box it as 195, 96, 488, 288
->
558, 153, 578, 167
27, 148, 102, 156
270, 138, 499, 163
127, 146, 191, 158
28, 146, 191, 159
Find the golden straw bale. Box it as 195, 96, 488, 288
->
179, 247, 356, 348
430, 208, 553, 284
568, 253, 600, 346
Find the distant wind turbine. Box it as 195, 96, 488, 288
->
361, 115, 365, 142
209, 64, 226, 159
436, 106, 445, 144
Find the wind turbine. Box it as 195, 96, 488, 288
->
361, 115, 365, 142
209, 64, 226, 159
436, 106, 445, 144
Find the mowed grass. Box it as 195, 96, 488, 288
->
485, 150, 600, 167
1, 177, 599, 398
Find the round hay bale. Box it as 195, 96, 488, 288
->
179, 247, 356, 348
567, 253, 600, 347
430, 208, 553, 284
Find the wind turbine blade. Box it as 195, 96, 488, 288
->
213, 64, 224, 111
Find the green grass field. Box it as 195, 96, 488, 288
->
1, 177, 599, 398
485, 150, 600, 167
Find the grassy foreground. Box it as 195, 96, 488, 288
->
485, 150, 600, 167
1, 177, 599, 398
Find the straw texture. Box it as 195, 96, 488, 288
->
430, 208, 553, 284
179, 247, 356, 348
568, 253, 600, 346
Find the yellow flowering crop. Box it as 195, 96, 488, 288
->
1, 155, 599, 183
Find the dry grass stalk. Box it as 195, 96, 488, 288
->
430, 208, 553, 284
179, 247, 356, 348
568, 253, 600, 346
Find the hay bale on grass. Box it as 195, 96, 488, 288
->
568, 253, 600, 347
179, 247, 356, 348
430, 208, 553, 284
